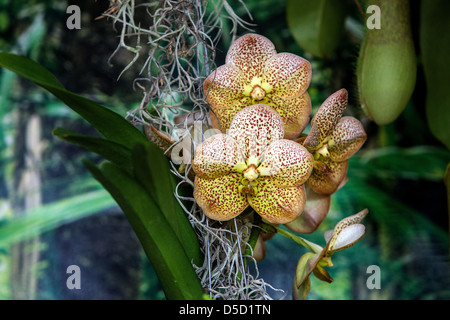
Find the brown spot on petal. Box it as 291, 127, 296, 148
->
228, 104, 284, 163
270, 92, 312, 140
329, 116, 367, 162
326, 209, 368, 254
263, 53, 311, 99
194, 173, 249, 221
248, 178, 306, 224
209, 99, 250, 133
192, 134, 245, 179
203, 64, 247, 110
226, 34, 276, 81
304, 89, 348, 150
258, 139, 314, 187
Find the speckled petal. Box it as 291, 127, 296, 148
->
285, 186, 331, 234
228, 104, 284, 164
203, 64, 247, 109
307, 158, 349, 195
248, 177, 306, 224
269, 92, 312, 139
209, 97, 251, 133
303, 89, 348, 150
329, 116, 367, 162
194, 173, 249, 221
263, 53, 311, 99
325, 209, 368, 255
226, 34, 276, 81
258, 139, 314, 187
192, 134, 246, 179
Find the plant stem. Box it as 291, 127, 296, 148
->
266, 223, 323, 253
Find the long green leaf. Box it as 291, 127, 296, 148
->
52, 127, 133, 171
84, 160, 204, 300
0, 52, 148, 148
354, 146, 450, 181
0, 189, 116, 248
132, 143, 203, 266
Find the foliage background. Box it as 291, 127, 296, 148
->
0, 0, 448, 299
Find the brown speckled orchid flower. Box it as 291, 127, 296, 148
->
204, 33, 312, 140
192, 104, 314, 224
301, 89, 367, 195
293, 209, 368, 300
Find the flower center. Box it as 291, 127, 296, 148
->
239, 178, 258, 195
239, 164, 260, 195
250, 85, 266, 101
243, 77, 274, 103
313, 136, 335, 160
316, 144, 330, 158
243, 164, 259, 181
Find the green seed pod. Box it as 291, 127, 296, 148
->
420, 0, 450, 150
357, 0, 417, 125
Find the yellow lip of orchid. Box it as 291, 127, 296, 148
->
301, 89, 367, 195
203, 33, 312, 140
192, 104, 314, 224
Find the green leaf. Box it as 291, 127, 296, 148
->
84, 160, 204, 300
420, 0, 450, 150
0, 189, 116, 248
132, 143, 203, 266
287, 0, 348, 58
353, 146, 450, 181
52, 127, 133, 172
0, 52, 148, 148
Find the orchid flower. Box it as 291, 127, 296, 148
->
192, 104, 314, 224
204, 33, 312, 140
301, 89, 367, 195
292, 209, 369, 300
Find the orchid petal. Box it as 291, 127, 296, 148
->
304, 89, 348, 150
258, 139, 314, 187
253, 234, 267, 262
329, 224, 366, 253
329, 116, 367, 162
294, 252, 319, 288
263, 52, 311, 99
228, 104, 284, 164
269, 92, 312, 139
194, 173, 249, 221
248, 178, 306, 224
313, 264, 334, 283
203, 64, 247, 109
307, 158, 349, 195
285, 186, 331, 234
325, 208, 368, 254
192, 134, 246, 179
208, 98, 251, 133
225, 33, 276, 81
292, 276, 311, 300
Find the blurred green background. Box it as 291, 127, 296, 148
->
0, 0, 449, 300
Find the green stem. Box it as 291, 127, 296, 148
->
270, 224, 323, 253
